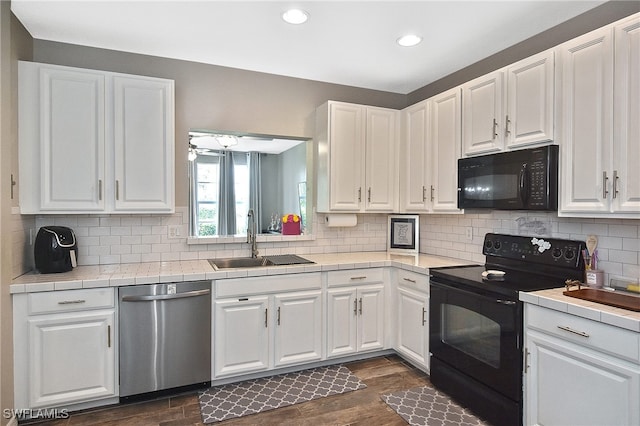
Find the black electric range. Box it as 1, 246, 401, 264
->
430, 233, 587, 299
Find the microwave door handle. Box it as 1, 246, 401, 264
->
519, 164, 530, 205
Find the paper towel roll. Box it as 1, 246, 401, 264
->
325, 214, 357, 227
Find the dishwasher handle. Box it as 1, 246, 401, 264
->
121, 288, 210, 302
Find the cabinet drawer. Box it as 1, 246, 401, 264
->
216, 273, 321, 298
526, 304, 640, 364
327, 268, 384, 287
28, 288, 115, 315
397, 269, 429, 292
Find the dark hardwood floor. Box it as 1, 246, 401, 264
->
27, 355, 430, 425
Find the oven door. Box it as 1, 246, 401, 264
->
429, 279, 522, 401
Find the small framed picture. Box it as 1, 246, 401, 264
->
387, 215, 419, 254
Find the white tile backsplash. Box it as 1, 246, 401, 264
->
9, 207, 636, 286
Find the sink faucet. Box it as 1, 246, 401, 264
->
247, 209, 259, 258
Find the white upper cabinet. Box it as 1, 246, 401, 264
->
19, 61, 175, 214
505, 50, 555, 149
316, 101, 398, 213
462, 70, 505, 156
113, 75, 174, 211
400, 88, 462, 214
558, 13, 639, 218
430, 87, 463, 212
462, 50, 555, 156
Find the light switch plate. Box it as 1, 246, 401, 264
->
168, 225, 181, 239
465, 227, 473, 241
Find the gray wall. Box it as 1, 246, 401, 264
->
32, 41, 406, 208
408, 0, 640, 103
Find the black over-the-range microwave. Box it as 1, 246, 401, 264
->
457, 144, 559, 211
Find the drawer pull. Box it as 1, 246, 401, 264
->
403, 277, 417, 283
58, 299, 86, 305
350, 276, 367, 280
557, 325, 589, 338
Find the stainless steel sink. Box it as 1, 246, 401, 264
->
208, 254, 314, 269
208, 257, 273, 269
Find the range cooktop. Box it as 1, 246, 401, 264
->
430, 233, 587, 299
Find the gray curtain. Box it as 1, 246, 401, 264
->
248, 152, 262, 233
218, 152, 236, 235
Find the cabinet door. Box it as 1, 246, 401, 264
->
400, 101, 430, 212
40, 67, 106, 211
462, 70, 505, 156
558, 27, 614, 213
525, 330, 640, 426
613, 15, 640, 213
274, 291, 322, 367
430, 88, 462, 212
328, 102, 365, 211
214, 297, 269, 377
113, 75, 175, 212
28, 311, 115, 408
357, 285, 385, 352
327, 288, 358, 358
506, 50, 555, 148
365, 107, 397, 211
396, 286, 428, 368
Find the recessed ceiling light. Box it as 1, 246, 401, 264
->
397, 34, 422, 47
282, 9, 308, 25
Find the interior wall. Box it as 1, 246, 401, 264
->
31, 41, 406, 209
407, 0, 640, 103
0, 4, 33, 422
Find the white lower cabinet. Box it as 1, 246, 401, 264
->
524, 304, 640, 426
13, 289, 117, 409
395, 281, 429, 370
213, 273, 323, 378
326, 285, 385, 358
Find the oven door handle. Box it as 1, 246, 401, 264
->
496, 299, 517, 305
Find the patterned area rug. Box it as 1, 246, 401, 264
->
198, 365, 366, 423
382, 385, 488, 426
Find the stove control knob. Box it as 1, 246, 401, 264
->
552, 248, 562, 258
485, 240, 493, 249
494, 241, 502, 250
564, 249, 576, 260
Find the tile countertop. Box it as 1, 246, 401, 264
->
520, 288, 640, 333
10, 252, 474, 294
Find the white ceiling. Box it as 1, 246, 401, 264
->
11, 0, 607, 94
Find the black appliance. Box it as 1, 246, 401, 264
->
457, 145, 558, 210
429, 233, 585, 426
34, 226, 78, 273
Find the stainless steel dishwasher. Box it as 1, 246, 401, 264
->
118, 281, 211, 398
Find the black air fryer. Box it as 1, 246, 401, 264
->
34, 226, 78, 273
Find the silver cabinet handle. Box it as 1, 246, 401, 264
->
557, 325, 589, 338
492, 118, 498, 139
430, 185, 435, 202
350, 276, 367, 280
58, 299, 86, 305
403, 277, 417, 283
358, 298, 363, 315
603, 171, 609, 199
121, 289, 210, 302
277, 306, 281, 325
353, 299, 358, 315
505, 115, 511, 136
524, 349, 530, 373
613, 170, 619, 199
422, 186, 426, 202
107, 325, 111, 348
98, 180, 103, 201
368, 187, 371, 202
116, 180, 120, 200
422, 307, 426, 326
265, 308, 268, 328
358, 187, 362, 202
